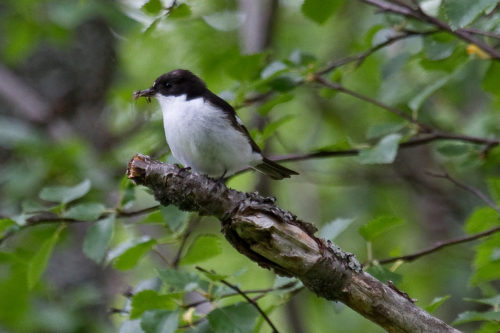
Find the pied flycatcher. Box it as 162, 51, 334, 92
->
133, 69, 298, 180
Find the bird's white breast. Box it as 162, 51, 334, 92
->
157, 94, 262, 177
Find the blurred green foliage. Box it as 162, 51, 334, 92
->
1, 0, 500, 332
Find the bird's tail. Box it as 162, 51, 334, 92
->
253, 158, 299, 180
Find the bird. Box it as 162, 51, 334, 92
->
133, 69, 298, 180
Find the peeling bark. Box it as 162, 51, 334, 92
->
127, 153, 461, 333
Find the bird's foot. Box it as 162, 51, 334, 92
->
215, 170, 228, 186
178, 165, 192, 173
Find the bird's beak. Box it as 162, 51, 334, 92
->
133, 87, 155, 103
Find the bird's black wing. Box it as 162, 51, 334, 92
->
203, 90, 262, 154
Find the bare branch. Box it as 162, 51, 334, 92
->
313, 75, 431, 130
0, 205, 159, 247
376, 171, 500, 264
317, 29, 438, 75
462, 27, 500, 41
360, 0, 500, 59
196, 266, 280, 333
426, 170, 500, 214
378, 225, 500, 264
182, 282, 301, 309
172, 216, 200, 268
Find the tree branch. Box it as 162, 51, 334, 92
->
313, 75, 431, 130
0, 205, 159, 247
196, 266, 280, 333
360, 0, 500, 59
182, 282, 300, 309
377, 171, 500, 264
378, 225, 500, 265
172, 216, 200, 268
127, 153, 460, 333
426, 170, 500, 214
317, 29, 438, 75
270, 132, 499, 164
311, 76, 499, 153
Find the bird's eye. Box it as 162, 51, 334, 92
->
164, 82, 172, 89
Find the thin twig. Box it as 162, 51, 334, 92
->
109, 307, 130, 315
426, 170, 500, 214
317, 29, 437, 75
377, 170, 500, 264
152, 249, 170, 266
196, 266, 280, 333
360, 0, 500, 59
313, 75, 431, 130
0, 205, 160, 247
312, 76, 499, 149
116, 205, 160, 217
462, 27, 500, 41
378, 225, 500, 264
172, 216, 200, 268
182, 282, 300, 309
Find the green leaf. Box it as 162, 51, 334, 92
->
471, 233, 500, 284
202, 11, 243, 31
21, 199, 47, 213
120, 179, 136, 209
423, 34, 456, 61
289, 50, 317, 66
39, 179, 91, 204
452, 310, 500, 326
0, 218, 16, 235
487, 178, 500, 205
359, 215, 404, 241
118, 320, 143, 333
465, 294, 500, 307
443, 0, 498, 30
63, 203, 106, 221
436, 143, 470, 156
366, 122, 406, 140
483, 61, 500, 97
419, 46, 468, 73
465, 207, 499, 234
142, 0, 163, 15
181, 235, 222, 265
424, 295, 451, 313
365, 264, 402, 284
141, 310, 178, 333
258, 93, 294, 116
319, 218, 355, 241
301, 0, 342, 24
160, 205, 189, 232
169, 3, 191, 19
109, 238, 156, 270
83, 214, 115, 263
27, 226, 63, 289
408, 76, 451, 112
207, 303, 258, 333
358, 134, 402, 164
256, 115, 295, 146
131, 290, 178, 319
227, 53, 265, 82
157, 268, 200, 291
261, 61, 288, 79
267, 76, 299, 92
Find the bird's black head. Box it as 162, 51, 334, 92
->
134, 69, 207, 101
